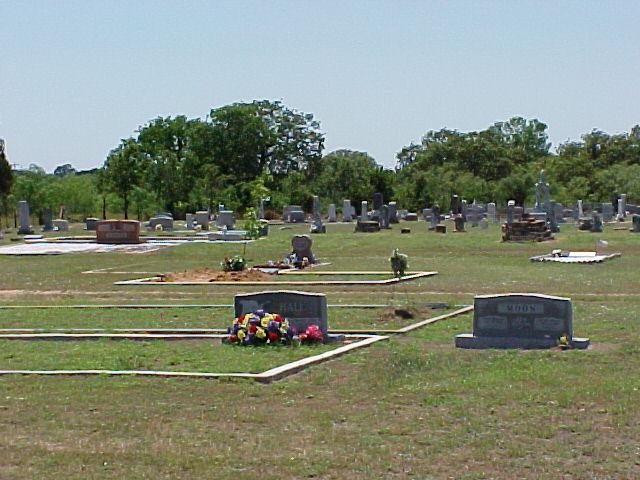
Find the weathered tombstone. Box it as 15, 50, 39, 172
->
467, 204, 480, 227
431, 205, 441, 229
327, 204, 337, 223
148, 216, 174, 231
380, 204, 390, 229
422, 208, 432, 222
450, 195, 461, 215
360, 201, 369, 221
479, 218, 488, 230
591, 212, 603, 233
291, 235, 315, 263
388, 202, 398, 223
95, 220, 141, 244
455, 293, 589, 349
195, 211, 209, 230
42, 208, 53, 232
342, 200, 353, 222
17, 201, 33, 235
534, 170, 550, 212
235, 290, 335, 339
454, 216, 466, 232
52, 219, 69, 231
506, 200, 515, 225
404, 212, 418, 221
185, 213, 195, 229
487, 203, 497, 223
217, 211, 236, 229
577, 200, 584, 219
617, 194, 627, 220
461, 200, 468, 221
85, 217, 100, 231
631, 215, 640, 233
601, 203, 614, 222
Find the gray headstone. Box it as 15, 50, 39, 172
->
217, 211, 235, 229
42, 208, 53, 231
85, 217, 100, 231
591, 212, 603, 233
360, 201, 369, 221
577, 200, 584, 219
17, 201, 33, 235
234, 290, 328, 336
632, 215, 640, 233
291, 235, 314, 262
195, 211, 209, 230
52, 219, 69, 231
283, 205, 305, 223
148, 216, 174, 230
342, 200, 352, 222
388, 202, 398, 223
617, 194, 627, 220
461, 200, 468, 221
506, 200, 515, 225
454, 216, 465, 232
479, 218, 488, 229
185, 213, 195, 229
455, 293, 588, 349
327, 204, 336, 222
380, 204, 390, 229
601, 203, 613, 222
487, 203, 497, 222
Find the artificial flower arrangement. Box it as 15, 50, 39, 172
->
226, 309, 323, 346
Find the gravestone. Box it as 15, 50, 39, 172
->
404, 212, 418, 221
17, 201, 33, 234
53, 219, 69, 231
632, 215, 640, 233
431, 205, 441, 229
479, 218, 488, 229
310, 196, 325, 233
454, 216, 466, 232
235, 291, 336, 340
461, 200, 468, 221
95, 220, 141, 244
42, 208, 53, 231
601, 203, 614, 222
85, 217, 100, 231
372, 192, 383, 211
291, 235, 315, 263
591, 212, 603, 233
342, 200, 353, 222
487, 203, 497, 222
217, 211, 236, 229
380, 204, 390, 229
534, 170, 550, 212
455, 293, 589, 349
553, 202, 565, 224
506, 200, 515, 225
355, 220, 380, 232
360, 201, 369, 221
148, 216, 174, 231
422, 208, 432, 222
283, 205, 305, 223
327, 204, 337, 223
617, 194, 627, 220
195, 211, 209, 230
388, 202, 398, 223
185, 213, 195, 229
577, 200, 584, 220
467, 204, 481, 227
451, 195, 461, 215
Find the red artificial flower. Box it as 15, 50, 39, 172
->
228, 335, 238, 343
238, 314, 245, 322
267, 331, 279, 342
247, 325, 257, 334
299, 333, 308, 342
274, 314, 283, 323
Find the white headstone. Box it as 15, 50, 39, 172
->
360, 201, 369, 221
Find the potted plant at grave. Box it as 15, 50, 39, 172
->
221, 255, 246, 272
389, 249, 408, 278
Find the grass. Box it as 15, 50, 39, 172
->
1, 218, 639, 478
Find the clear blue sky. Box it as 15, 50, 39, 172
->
1, 0, 639, 172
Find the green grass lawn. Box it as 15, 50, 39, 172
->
0, 219, 639, 478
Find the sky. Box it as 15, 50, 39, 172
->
1, 0, 639, 172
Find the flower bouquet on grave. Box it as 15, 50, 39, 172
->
226, 310, 323, 346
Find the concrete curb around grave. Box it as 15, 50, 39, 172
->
113, 271, 438, 286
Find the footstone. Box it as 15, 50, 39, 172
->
455, 293, 589, 349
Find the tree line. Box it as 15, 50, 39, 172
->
1, 100, 639, 225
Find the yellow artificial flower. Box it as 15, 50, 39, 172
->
256, 327, 266, 339
261, 317, 269, 327
237, 330, 246, 340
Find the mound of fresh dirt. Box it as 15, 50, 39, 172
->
378, 306, 433, 323
160, 268, 274, 283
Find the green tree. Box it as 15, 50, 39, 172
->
0, 141, 15, 227
103, 139, 141, 219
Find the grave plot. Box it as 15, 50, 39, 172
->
530, 251, 621, 263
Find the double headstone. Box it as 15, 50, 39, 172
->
17, 201, 33, 235
455, 293, 589, 349
234, 290, 342, 342
96, 220, 141, 244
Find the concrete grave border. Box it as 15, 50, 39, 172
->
113, 271, 438, 286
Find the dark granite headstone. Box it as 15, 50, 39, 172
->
42, 208, 53, 231
234, 290, 328, 336
291, 235, 314, 262
372, 192, 383, 211
455, 293, 589, 349
631, 215, 640, 233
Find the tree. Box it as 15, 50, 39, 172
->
53, 164, 76, 177
0, 140, 15, 228
103, 139, 141, 219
